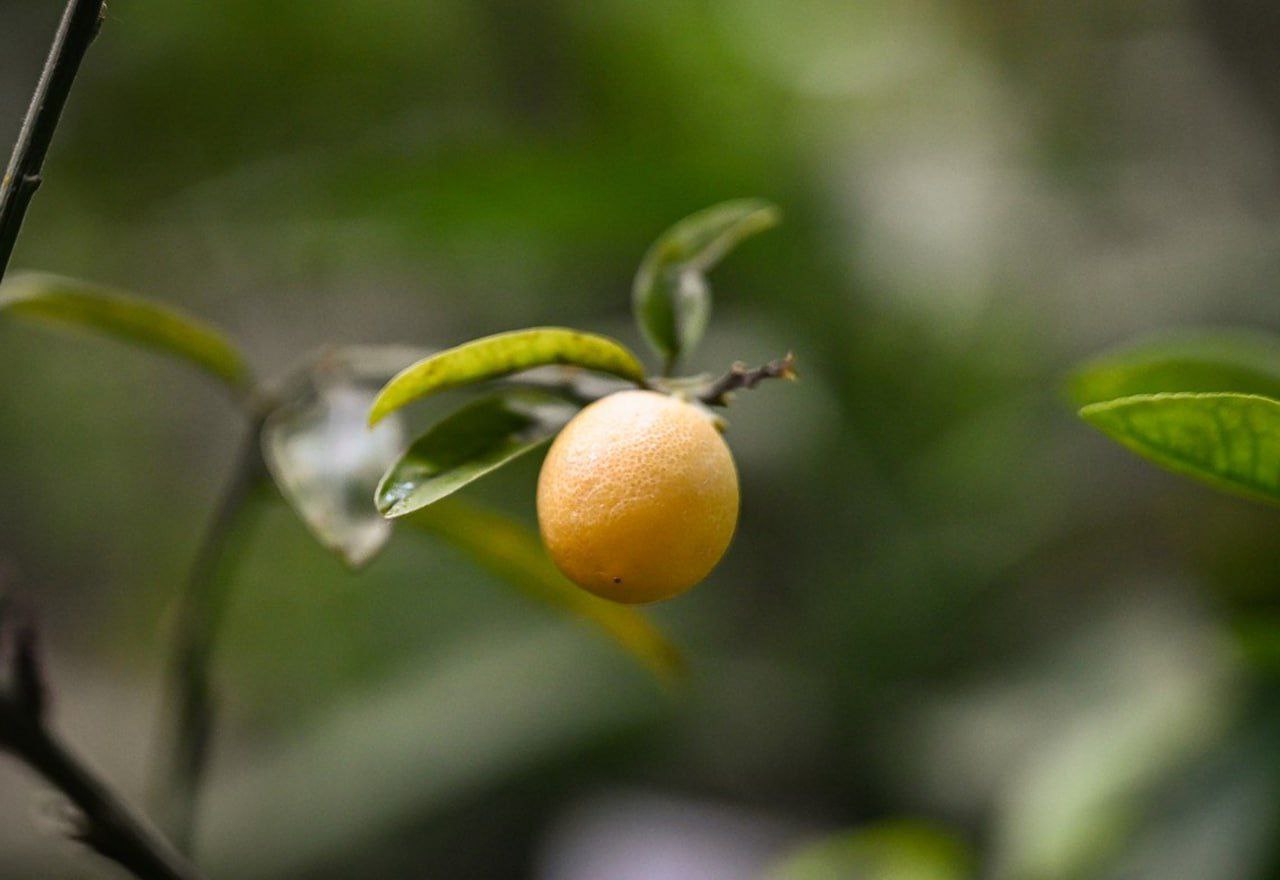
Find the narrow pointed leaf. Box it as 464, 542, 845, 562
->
1080, 392, 1280, 505
377, 392, 578, 519
0, 272, 251, 391
1070, 330, 1280, 407
633, 199, 780, 364
368, 327, 645, 425
404, 498, 685, 683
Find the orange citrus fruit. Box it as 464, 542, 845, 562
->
537, 390, 739, 603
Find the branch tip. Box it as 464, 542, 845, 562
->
698, 352, 798, 407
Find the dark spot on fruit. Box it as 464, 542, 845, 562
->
612, 577, 622, 584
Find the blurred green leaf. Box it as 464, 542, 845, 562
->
0, 272, 252, 392
368, 327, 645, 425
1080, 392, 1280, 505
404, 498, 684, 683
633, 198, 780, 367
377, 391, 577, 519
1070, 330, 1280, 407
1227, 616, 1280, 677
262, 360, 409, 569
768, 821, 971, 880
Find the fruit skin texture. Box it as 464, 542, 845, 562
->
537, 390, 739, 604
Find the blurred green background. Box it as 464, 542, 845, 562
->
5, 0, 1280, 877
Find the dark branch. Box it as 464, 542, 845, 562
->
0, 0, 107, 279
698, 353, 798, 407
11, 619, 48, 721
0, 609, 206, 880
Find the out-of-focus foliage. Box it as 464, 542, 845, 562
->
1070, 331, 1280, 407
405, 498, 685, 682
5, 0, 1280, 877
262, 351, 409, 567
0, 272, 251, 391
768, 821, 970, 880
199, 623, 670, 879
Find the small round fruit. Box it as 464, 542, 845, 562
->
537, 389, 739, 604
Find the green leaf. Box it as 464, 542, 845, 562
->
0, 272, 252, 392
1069, 330, 1280, 407
633, 198, 780, 366
768, 821, 971, 880
1079, 392, 1280, 505
262, 345, 432, 568
368, 327, 645, 425
403, 498, 685, 683
376, 391, 578, 519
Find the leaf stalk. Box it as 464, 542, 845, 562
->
151, 423, 267, 853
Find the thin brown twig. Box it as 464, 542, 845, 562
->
697, 353, 798, 407
0, 0, 107, 279
0, 605, 206, 880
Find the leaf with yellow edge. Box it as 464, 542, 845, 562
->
0, 272, 252, 392
403, 498, 685, 683
368, 327, 646, 425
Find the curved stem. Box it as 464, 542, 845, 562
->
0, 0, 106, 279
152, 423, 267, 853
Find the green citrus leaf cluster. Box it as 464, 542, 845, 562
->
364, 199, 779, 526
2, 270, 694, 679
2, 202, 780, 675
